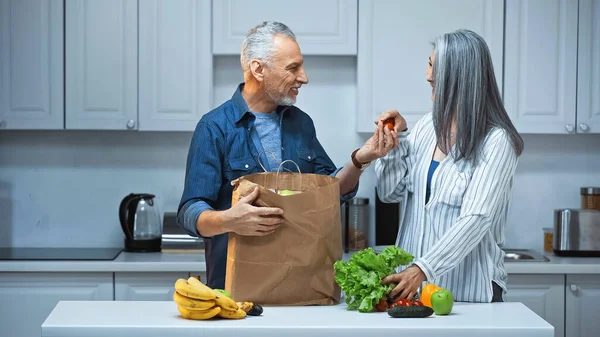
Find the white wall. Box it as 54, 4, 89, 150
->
0, 56, 599, 252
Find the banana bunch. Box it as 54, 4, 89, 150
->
173, 277, 261, 320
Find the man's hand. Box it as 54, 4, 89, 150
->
375, 109, 407, 133
382, 265, 427, 300
221, 187, 284, 236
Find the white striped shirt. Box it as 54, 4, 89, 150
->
374, 112, 518, 303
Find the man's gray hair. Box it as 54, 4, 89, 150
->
240, 21, 296, 71
431, 29, 524, 164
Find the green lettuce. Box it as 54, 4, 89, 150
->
333, 246, 414, 313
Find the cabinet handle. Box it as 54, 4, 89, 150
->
126, 120, 136, 129
565, 124, 575, 133
570, 284, 578, 293
579, 123, 589, 132
0, 120, 5, 128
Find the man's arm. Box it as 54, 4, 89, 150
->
177, 121, 227, 237
177, 121, 284, 238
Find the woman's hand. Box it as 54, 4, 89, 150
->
382, 265, 427, 300
375, 109, 407, 133
354, 120, 399, 164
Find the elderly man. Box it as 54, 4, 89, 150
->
177, 21, 397, 289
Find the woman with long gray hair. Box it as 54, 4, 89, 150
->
369, 29, 524, 303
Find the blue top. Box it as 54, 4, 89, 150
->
177, 83, 358, 289
425, 160, 440, 204
251, 110, 282, 171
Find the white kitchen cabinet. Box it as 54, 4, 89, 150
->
138, 0, 212, 131
65, 0, 138, 130
505, 274, 565, 337
212, 0, 357, 55
0, 272, 113, 337
565, 274, 600, 337
356, 0, 504, 133
115, 272, 189, 301
504, 0, 579, 134
576, 0, 600, 134
0, 0, 64, 130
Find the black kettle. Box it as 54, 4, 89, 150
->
119, 193, 162, 252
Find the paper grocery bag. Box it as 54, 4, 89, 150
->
225, 170, 342, 306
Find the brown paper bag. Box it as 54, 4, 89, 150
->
225, 170, 342, 306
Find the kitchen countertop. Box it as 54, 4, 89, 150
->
41, 300, 553, 337
0, 251, 206, 272
1, 250, 599, 274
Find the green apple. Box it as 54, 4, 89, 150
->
278, 189, 296, 196
214, 289, 231, 298
430, 289, 454, 315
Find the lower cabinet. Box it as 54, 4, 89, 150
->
114, 272, 189, 301
565, 274, 600, 337
505, 274, 565, 337
0, 272, 113, 337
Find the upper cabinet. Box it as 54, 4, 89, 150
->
65, 0, 212, 131
576, 0, 600, 134
0, 0, 64, 130
356, 0, 505, 133
65, 0, 138, 130
212, 0, 358, 55
138, 0, 212, 131
504, 0, 579, 134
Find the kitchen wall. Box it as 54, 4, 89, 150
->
0, 56, 599, 252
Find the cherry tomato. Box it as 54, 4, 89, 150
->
412, 300, 424, 306
394, 298, 413, 306
383, 118, 395, 130
375, 299, 388, 312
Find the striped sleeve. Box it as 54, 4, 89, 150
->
373, 115, 424, 203
413, 129, 518, 281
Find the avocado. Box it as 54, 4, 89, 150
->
387, 305, 434, 318
247, 304, 263, 316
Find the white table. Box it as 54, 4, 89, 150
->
41, 301, 553, 337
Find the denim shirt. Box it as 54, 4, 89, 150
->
177, 83, 358, 289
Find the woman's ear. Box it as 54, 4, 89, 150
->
250, 60, 265, 82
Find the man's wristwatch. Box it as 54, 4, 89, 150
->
351, 148, 371, 171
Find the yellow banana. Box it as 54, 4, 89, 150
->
214, 293, 239, 311
174, 278, 216, 300
218, 307, 247, 319
177, 305, 221, 320
186, 277, 239, 311
236, 301, 254, 313
173, 291, 216, 310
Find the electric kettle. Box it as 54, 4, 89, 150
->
119, 193, 162, 252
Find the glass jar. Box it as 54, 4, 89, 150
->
581, 187, 600, 211
542, 227, 554, 253
345, 198, 370, 251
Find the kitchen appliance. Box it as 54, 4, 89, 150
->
342, 198, 370, 253
161, 212, 204, 253
119, 193, 162, 252
553, 208, 600, 257
0, 247, 122, 260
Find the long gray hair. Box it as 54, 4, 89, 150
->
432, 29, 524, 163
240, 21, 296, 71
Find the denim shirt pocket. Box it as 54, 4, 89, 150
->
227, 155, 258, 180
295, 148, 316, 173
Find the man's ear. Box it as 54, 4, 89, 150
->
250, 60, 265, 82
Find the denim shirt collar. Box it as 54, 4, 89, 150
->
231, 83, 290, 124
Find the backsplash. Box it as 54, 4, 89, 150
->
0, 56, 599, 252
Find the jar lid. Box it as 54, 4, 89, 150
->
348, 198, 369, 205
581, 187, 600, 195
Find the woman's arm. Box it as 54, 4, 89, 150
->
412, 129, 519, 281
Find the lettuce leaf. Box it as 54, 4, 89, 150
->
333, 246, 414, 313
